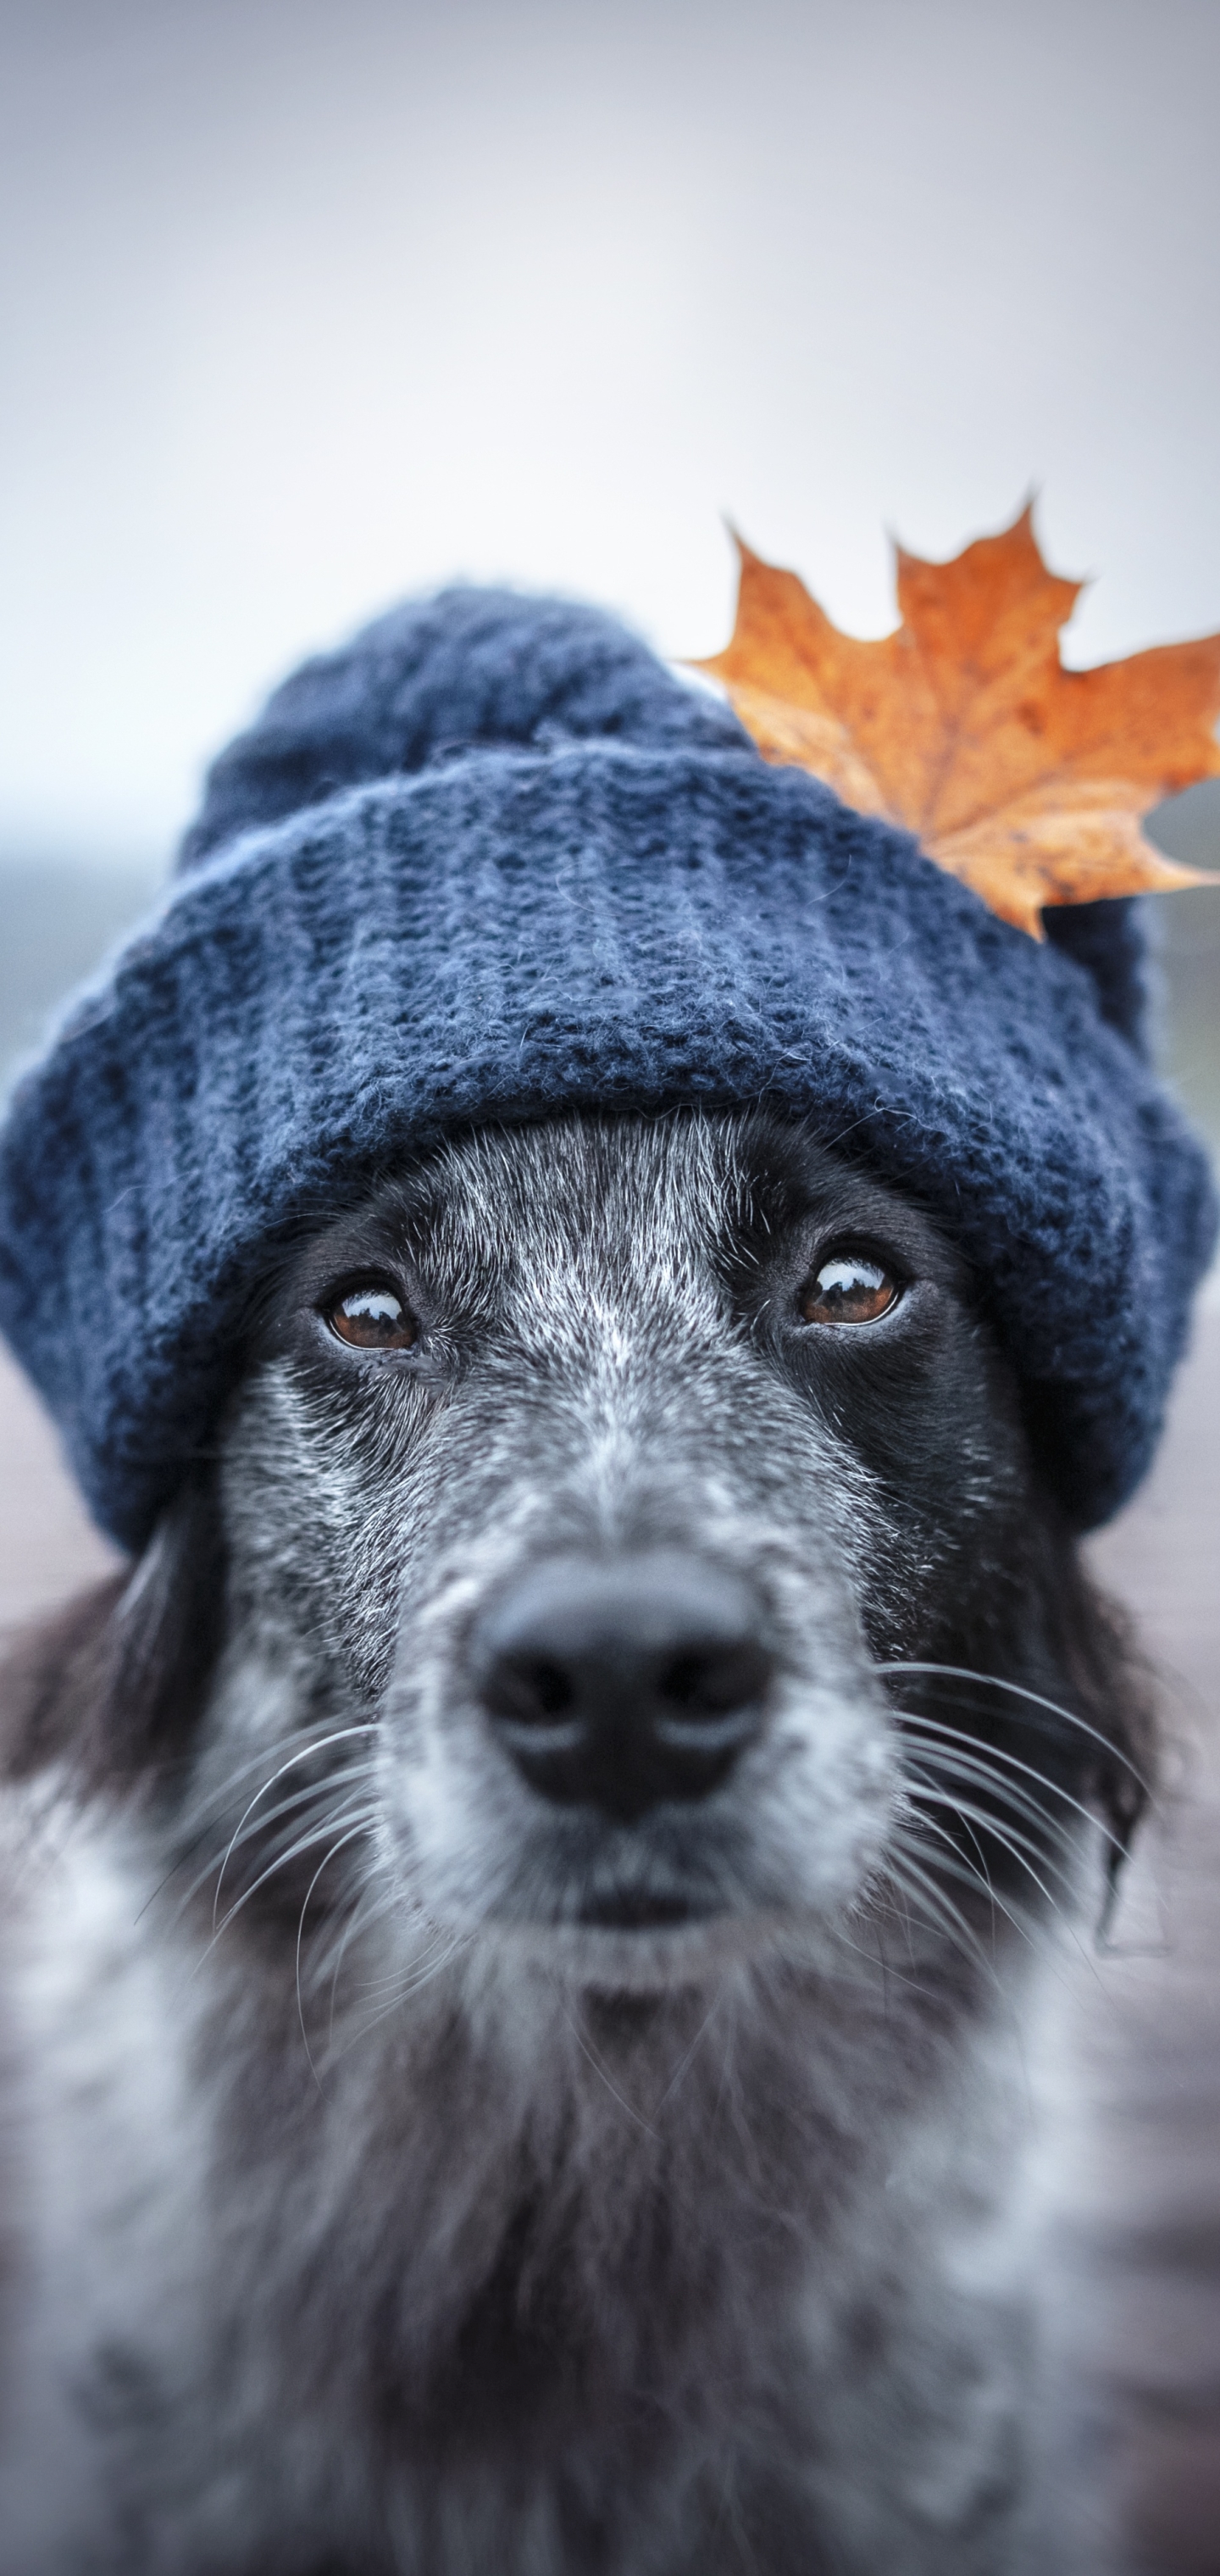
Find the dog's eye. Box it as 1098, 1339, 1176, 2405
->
326, 1283, 419, 1350
800, 1254, 899, 1327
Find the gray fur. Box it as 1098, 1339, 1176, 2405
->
0, 1112, 1140, 2573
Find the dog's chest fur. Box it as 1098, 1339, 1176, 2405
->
0, 1802, 1057, 2576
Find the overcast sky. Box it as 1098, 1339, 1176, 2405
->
2, 0, 1218, 862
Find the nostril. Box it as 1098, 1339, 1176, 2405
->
484, 1655, 577, 1728
657, 1639, 773, 1722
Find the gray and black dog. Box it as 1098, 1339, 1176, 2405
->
0, 1106, 1145, 2574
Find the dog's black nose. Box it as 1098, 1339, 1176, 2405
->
473, 1552, 774, 1821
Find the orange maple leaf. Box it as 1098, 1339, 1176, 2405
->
696, 505, 1220, 938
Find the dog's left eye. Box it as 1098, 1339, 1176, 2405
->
326, 1283, 419, 1350
799, 1254, 900, 1326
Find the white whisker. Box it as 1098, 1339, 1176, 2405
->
212, 1729, 381, 1929
296, 1823, 377, 2083
882, 1663, 1151, 1797
199, 1800, 380, 1968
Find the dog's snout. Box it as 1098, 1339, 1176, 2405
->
473, 1552, 774, 1821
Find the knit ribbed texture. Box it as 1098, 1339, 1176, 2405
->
0, 590, 1214, 1548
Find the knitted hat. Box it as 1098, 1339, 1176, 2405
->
0, 588, 1214, 1551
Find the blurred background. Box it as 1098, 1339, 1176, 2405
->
2, 3, 1218, 2568
3, 0, 1220, 1117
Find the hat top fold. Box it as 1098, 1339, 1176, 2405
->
180, 589, 748, 873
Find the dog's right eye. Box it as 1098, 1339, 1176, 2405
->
325, 1283, 419, 1350
799, 1252, 901, 1326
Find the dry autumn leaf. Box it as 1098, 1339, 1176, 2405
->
696, 506, 1220, 937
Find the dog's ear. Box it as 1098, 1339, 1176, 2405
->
0, 1471, 227, 1797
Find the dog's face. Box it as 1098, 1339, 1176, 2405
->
202, 1111, 1052, 1986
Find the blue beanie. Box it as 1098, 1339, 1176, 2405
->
0, 588, 1214, 1550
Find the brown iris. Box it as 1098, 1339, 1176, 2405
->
800, 1254, 899, 1327
327, 1283, 419, 1350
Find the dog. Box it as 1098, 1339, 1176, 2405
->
0, 1113, 1153, 2576
0, 1104, 1149, 2573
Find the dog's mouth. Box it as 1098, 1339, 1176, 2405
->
575, 1889, 698, 1930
